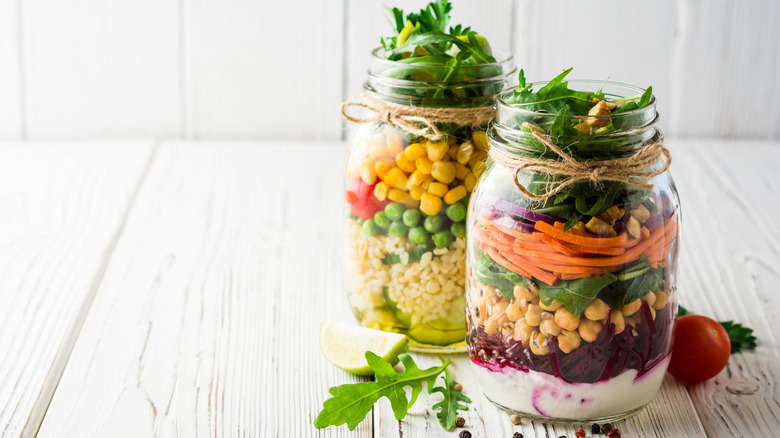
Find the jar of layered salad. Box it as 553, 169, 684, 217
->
466, 69, 680, 420
342, 2, 515, 352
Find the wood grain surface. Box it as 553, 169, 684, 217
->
0, 139, 776, 437
0, 141, 154, 437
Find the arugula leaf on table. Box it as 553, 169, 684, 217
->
677, 306, 757, 354
539, 274, 618, 317
314, 352, 449, 430
431, 361, 471, 430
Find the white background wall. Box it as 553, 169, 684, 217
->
0, 0, 778, 141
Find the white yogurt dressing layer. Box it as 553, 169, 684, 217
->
472, 356, 670, 420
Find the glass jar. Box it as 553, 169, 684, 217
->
465, 80, 680, 421
343, 48, 515, 353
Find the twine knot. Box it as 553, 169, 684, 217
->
340, 94, 495, 141
489, 131, 672, 201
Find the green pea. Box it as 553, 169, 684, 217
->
374, 211, 391, 229
384, 202, 405, 221
450, 222, 466, 238
433, 230, 454, 248
446, 203, 467, 223
402, 209, 422, 227
388, 220, 408, 237
408, 226, 430, 245
362, 219, 380, 236
423, 215, 444, 233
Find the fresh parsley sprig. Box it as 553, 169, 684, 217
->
678, 306, 757, 354
314, 352, 470, 431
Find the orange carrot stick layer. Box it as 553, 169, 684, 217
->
536, 220, 629, 248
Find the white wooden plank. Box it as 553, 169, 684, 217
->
0, 140, 153, 437
671, 140, 780, 436
376, 355, 705, 438
37, 141, 371, 437
670, 0, 780, 138
344, 0, 514, 141
183, 1, 344, 140
0, 0, 22, 138
22, 0, 180, 138
513, 0, 678, 136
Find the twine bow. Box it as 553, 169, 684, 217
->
340, 94, 495, 141
489, 131, 672, 201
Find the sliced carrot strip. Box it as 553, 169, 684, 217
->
497, 248, 559, 285
485, 246, 532, 280
537, 233, 580, 257
536, 221, 629, 248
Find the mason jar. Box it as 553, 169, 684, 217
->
343, 48, 515, 352
465, 80, 680, 420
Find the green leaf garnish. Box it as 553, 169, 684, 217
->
539, 274, 618, 317
431, 360, 471, 430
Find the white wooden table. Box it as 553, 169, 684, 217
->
0, 139, 778, 438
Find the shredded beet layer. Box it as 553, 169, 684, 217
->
467, 301, 674, 384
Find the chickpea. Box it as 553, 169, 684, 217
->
621, 299, 642, 316
484, 318, 499, 335
557, 329, 581, 354
492, 301, 509, 318
501, 322, 515, 337
649, 306, 657, 321
554, 307, 580, 331
525, 304, 543, 326
473, 303, 487, 325
513, 319, 534, 344
530, 331, 549, 355
513, 285, 535, 301
610, 311, 625, 335
653, 291, 669, 310
528, 283, 540, 297
540, 299, 563, 312
579, 318, 603, 343
483, 285, 499, 307
625, 313, 641, 328
505, 301, 524, 322
644, 291, 657, 308
583, 298, 610, 321
540, 318, 562, 338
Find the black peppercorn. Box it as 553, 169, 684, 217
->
455, 416, 466, 427
592, 424, 601, 434
459, 431, 472, 438
601, 423, 613, 434
513, 433, 524, 438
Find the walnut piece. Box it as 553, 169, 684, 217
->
630, 204, 651, 223
626, 216, 642, 238
598, 205, 625, 226
573, 122, 592, 135
586, 216, 615, 236
586, 100, 611, 127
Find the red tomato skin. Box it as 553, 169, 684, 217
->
668, 314, 731, 383
345, 178, 388, 219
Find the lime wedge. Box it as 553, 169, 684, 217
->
319, 321, 408, 376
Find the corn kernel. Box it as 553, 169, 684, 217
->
443, 185, 467, 204
369, 142, 390, 159
454, 163, 469, 180
383, 168, 408, 189
415, 156, 433, 174
403, 143, 427, 160
472, 130, 489, 150
464, 173, 477, 191
409, 186, 425, 201
447, 144, 459, 159
395, 152, 416, 173
428, 182, 448, 197
470, 150, 487, 164
405, 170, 427, 190
360, 161, 377, 185
420, 193, 443, 216
431, 161, 456, 184
471, 159, 486, 177
388, 188, 410, 203
374, 157, 395, 178
456, 141, 475, 164
426, 140, 449, 162
386, 132, 404, 155
404, 199, 420, 209
374, 182, 389, 201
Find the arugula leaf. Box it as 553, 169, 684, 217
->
431, 361, 471, 430
314, 352, 448, 430
539, 274, 618, 317
476, 251, 531, 297
677, 306, 757, 354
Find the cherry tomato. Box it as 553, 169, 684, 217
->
345, 178, 388, 220
668, 314, 731, 383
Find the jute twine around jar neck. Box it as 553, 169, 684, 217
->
489, 131, 672, 201
340, 94, 495, 141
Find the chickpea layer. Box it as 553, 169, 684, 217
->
470, 282, 668, 354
